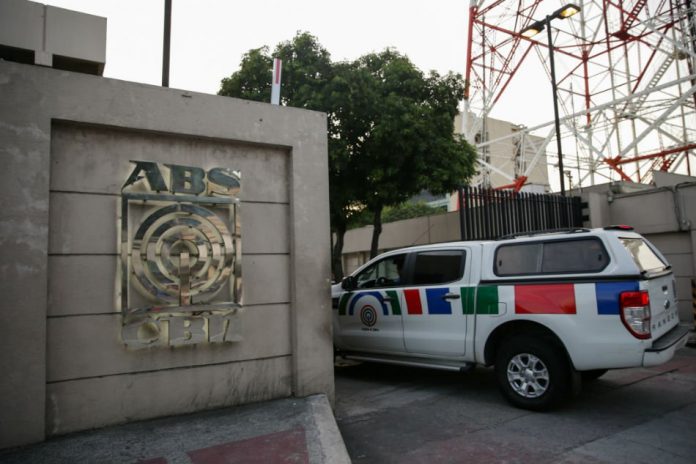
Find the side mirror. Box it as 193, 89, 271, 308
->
341, 276, 357, 291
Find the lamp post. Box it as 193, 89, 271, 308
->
162, 0, 172, 87
520, 4, 581, 197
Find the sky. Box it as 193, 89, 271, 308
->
39, 0, 558, 130
27, 1, 696, 189
40, 0, 472, 95
37, 0, 569, 188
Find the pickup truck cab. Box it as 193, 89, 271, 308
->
332, 227, 690, 410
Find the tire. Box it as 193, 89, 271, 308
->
495, 336, 571, 411
581, 369, 608, 382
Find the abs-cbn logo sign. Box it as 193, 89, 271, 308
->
119, 161, 242, 349
122, 161, 240, 196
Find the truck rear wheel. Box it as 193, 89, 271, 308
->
495, 337, 571, 411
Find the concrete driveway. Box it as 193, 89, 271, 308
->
335, 346, 696, 464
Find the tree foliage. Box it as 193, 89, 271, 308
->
219, 32, 477, 277
219, 47, 273, 102
330, 49, 477, 257
219, 33, 333, 110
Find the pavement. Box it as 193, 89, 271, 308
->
334, 344, 696, 464
0, 394, 350, 464
3, 345, 695, 464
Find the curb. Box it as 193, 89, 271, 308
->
308, 394, 352, 464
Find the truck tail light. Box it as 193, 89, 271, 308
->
620, 291, 651, 339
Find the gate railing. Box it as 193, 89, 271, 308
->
457, 186, 583, 240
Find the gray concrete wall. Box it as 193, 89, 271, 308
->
342, 211, 458, 274
0, 60, 333, 448
0, 0, 106, 72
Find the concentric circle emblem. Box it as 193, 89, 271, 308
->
131, 203, 235, 304
360, 305, 378, 327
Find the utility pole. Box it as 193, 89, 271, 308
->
162, 0, 172, 87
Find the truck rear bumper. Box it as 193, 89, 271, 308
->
642, 324, 690, 367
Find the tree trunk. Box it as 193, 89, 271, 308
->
369, 204, 383, 259
331, 222, 347, 282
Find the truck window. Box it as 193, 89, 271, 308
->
355, 254, 407, 288
542, 239, 608, 273
412, 250, 465, 285
619, 238, 667, 274
495, 243, 540, 276
495, 238, 609, 276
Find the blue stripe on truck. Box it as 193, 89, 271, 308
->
425, 288, 452, 314
595, 281, 639, 315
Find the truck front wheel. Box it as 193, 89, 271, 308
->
495, 337, 571, 411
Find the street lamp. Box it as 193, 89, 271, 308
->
520, 3, 581, 197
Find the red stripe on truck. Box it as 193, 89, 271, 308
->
515, 284, 577, 314
404, 289, 423, 315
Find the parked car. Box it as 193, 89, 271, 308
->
332, 226, 689, 410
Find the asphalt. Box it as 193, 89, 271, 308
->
335, 344, 696, 464
3, 340, 695, 464
0, 394, 350, 464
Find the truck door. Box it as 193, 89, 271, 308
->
402, 249, 470, 357
336, 253, 407, 353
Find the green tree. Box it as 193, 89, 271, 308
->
219, 32, 333, 110
343, 50, 477, 257
219, 32, 362, 280
219, 33, 477, 277
219, 47, 273, 102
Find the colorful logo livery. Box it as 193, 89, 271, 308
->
360, 305, 378, 327
339, 287, 465, 317
337, 281, 640, 320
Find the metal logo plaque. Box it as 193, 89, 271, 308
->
120, 161, 242, 349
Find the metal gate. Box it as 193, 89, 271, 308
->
457, 186, 583, 240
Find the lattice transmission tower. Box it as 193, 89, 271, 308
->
464, 0, 696, 190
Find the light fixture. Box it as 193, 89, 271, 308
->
556, 4, 581, 19
517, 3, 582, 197
520, 20, 545, 38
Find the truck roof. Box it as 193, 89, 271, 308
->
378, 227, 641, 256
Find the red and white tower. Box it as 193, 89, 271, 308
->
464, 0, 696, 190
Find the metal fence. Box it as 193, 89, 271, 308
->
457, 186, 584, 240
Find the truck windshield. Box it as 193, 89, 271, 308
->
619, 238, 667, 274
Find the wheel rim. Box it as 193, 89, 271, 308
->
507, 353, 550, 399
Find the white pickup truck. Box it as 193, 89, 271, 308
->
332, 226, 690, 410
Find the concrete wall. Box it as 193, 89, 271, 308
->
0, 61, 333, 448
342, 211, 460, 274
0, 0, 106, 73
